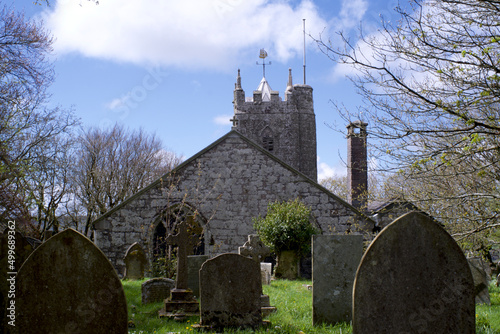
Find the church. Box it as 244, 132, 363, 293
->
93, 67, 378, 274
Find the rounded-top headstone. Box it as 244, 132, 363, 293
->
15, 229, 128, 334
352, 211, 475, 334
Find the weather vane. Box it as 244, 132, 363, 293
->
256, 49, 272, 78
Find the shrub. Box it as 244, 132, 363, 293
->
253, 198, 318, 255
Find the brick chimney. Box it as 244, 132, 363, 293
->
347, 121, 368, 211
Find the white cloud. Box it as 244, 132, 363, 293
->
213, 114, 233, 126
317, 156, 346, 181
43, 0, 331, 70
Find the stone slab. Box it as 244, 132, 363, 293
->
123, 242, 148, 280
353, 212, 475, 334
187, 255, 209, 298
312, 234, 363, 325
14, 229, 128, 334
260, 262, 272, 285
199, 253, 262, 329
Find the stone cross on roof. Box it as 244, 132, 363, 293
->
166, 221, 189, 290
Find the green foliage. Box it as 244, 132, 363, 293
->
253, 198, 318, 255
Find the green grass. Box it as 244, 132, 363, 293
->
125, 278, 500, 334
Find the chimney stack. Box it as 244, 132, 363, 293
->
347, 121, 368, 211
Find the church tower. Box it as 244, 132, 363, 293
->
231, 68, 317, 181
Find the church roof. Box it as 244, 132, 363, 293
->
93, 130, 371, 227
256, 77, 272, 102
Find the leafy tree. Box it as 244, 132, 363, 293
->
316, 0, 500, 242
253, 198, 317, 279
253, 198, 317, 255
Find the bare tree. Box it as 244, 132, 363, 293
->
315, 0, 500, 244
70, 123, 183, 236
0, 6, 78, 235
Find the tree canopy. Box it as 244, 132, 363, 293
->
316, 0, 500, 247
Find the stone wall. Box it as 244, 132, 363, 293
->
93, 131, 369, 274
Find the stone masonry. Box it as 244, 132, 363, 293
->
93, 131, 369, 274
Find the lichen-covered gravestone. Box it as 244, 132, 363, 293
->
312, 234, 363, 325
123, 242, 148, 280
353, 211, 475, 334
14, 229, 128, 334
198, 253, 262, 329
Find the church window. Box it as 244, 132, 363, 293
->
263, 136, 274, 152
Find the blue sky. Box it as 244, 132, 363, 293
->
12, 0, 401, 180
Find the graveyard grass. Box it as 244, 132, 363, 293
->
125, 278, 500, 334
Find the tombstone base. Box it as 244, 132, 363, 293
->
159, 288, 199, 319
260, 294, 277, 318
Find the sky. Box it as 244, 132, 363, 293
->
10, 0, 402, 180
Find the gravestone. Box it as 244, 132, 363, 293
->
312, 234, 363, 325
0, 229, 35, 333
198, 253, 262, 329
353, 212, 475, 334
15, 229, 128, 334
123, 242, 148, 280
468, 257, 491, 305
238, 234, 271, 263
142, 278, 175, 304
187, 255, 209, 298
260, 262, 272, 285
160, 221, 199, 319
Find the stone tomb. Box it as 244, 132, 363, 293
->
123, 242, 148, 280
353, 212, 475, 334
14, 229, 128, 334
198, 253, 262, 329
312, 234, 363, 325
142, 278, 175, 304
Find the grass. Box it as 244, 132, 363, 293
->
125, 278, 500, 334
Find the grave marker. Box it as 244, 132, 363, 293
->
312, 234, 363, 325
14, 229, 128, 334
352, 212, 475, 334
123, 242, 148, 280
198, 253, 262, 329
159, 221, 199, 319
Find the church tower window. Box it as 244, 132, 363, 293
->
261, 126, 274, 152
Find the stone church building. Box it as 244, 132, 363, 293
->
93, 69, 377, 274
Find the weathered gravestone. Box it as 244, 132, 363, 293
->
14, 229, 128, 334
187, 255, 209, 298
0, 228, 35, 333
312, 234, 363, 325
123, 242, 148, 280
260, 262, 272, 285
468, 257, 491, 305
353, 211, 475, 334
142, 278, 176, 304
198, 253, 262, 329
